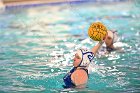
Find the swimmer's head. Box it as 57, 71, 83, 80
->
73, 49, 94, 67
105, 30, 118, 47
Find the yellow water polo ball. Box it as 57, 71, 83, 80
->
88, 22, 107, 41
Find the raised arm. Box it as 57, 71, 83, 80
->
91, 40, 104, 56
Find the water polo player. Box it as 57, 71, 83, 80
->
63, 40, 105, 88
104, 30, 119, 52
63, 22, 107, 88
97, 30, 124, 55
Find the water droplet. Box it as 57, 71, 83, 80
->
121, 59, 125, 60
51, 69, 54, 72
130, 27, 134, 31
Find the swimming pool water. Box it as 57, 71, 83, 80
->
0, 0, 140, 93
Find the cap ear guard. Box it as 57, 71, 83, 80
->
111, 30, 119, 43
88, 54, 94, 62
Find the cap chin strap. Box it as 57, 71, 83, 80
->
77, 49, 94, 68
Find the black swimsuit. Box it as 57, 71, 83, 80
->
63, 67, 88, 88
106, 46, 116, 53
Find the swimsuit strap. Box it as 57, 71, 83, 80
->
63, 67, 77, 88
63, 67, 89, 88
70, 67, 77, 73
79, 67, 89, 78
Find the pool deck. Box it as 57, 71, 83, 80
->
1, 0, 81, 7
0, 0, 130, 10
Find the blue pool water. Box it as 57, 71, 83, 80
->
0, 0, 140, 93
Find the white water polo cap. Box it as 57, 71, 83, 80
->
76, 49, 94, 67
112, 30, 119, 43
